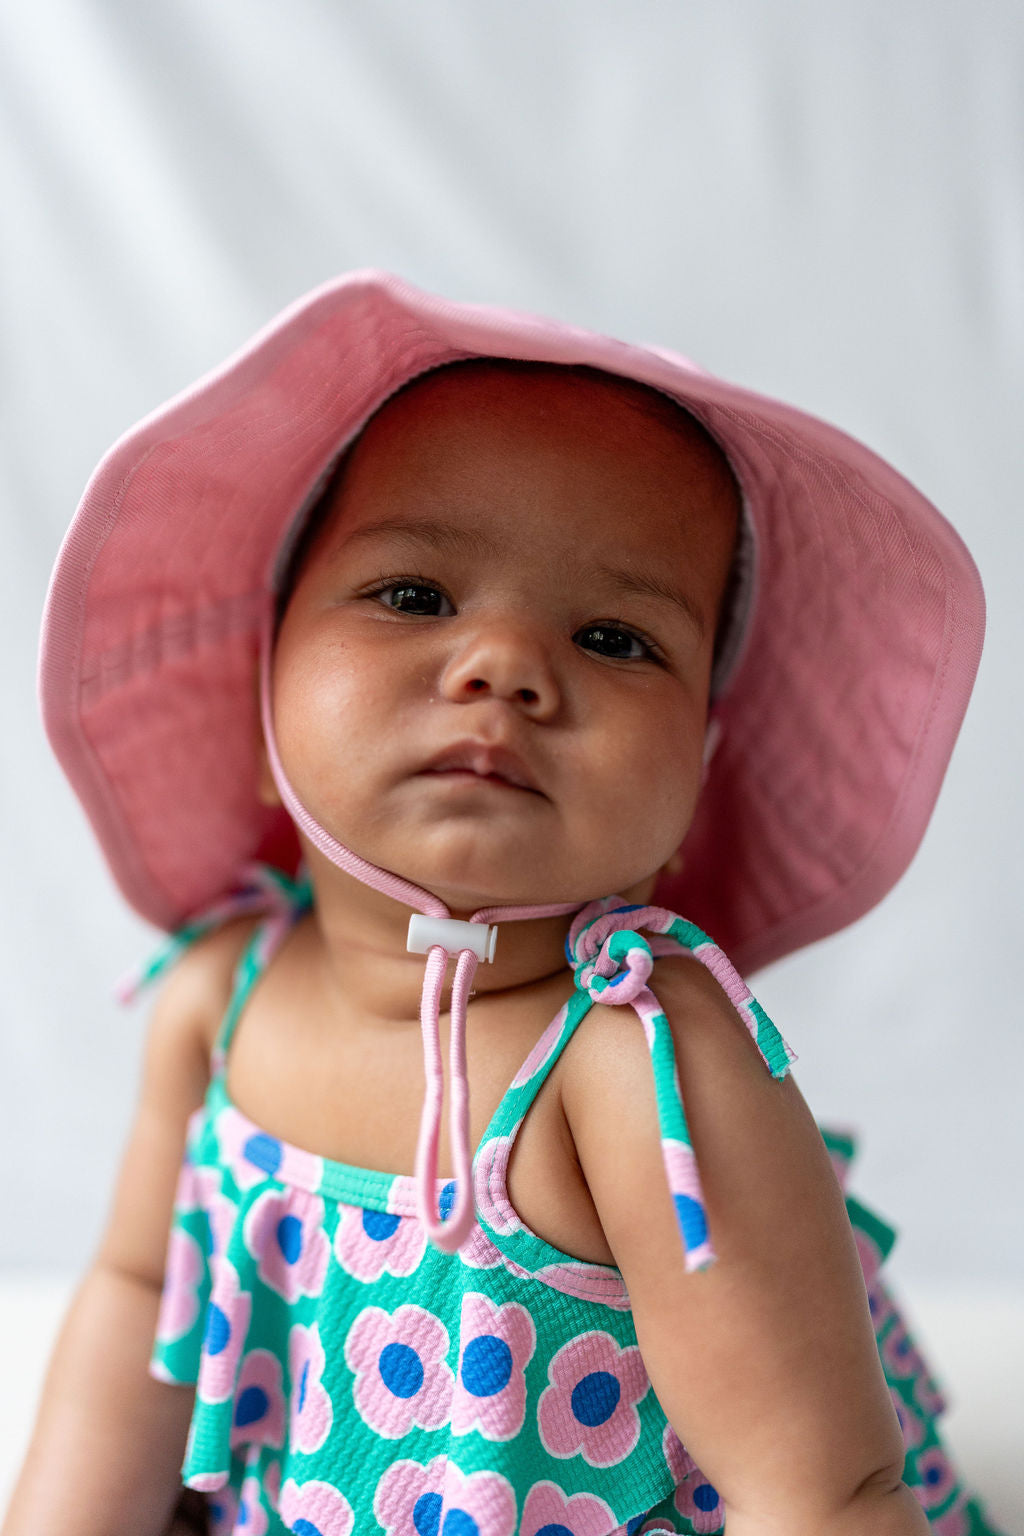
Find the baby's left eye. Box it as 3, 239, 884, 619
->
371, 581, 454, 616
575, 624, 654, 661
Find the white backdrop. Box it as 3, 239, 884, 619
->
2, 1, 1022, 1295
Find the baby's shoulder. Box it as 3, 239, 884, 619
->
564, 950, 741, 1071
559, 950, 769, 1153
152, 914, 263, 1059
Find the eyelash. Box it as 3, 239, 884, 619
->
360, 572, 665, 663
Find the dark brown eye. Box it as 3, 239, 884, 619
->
576, 624, 650, 660
377, 582, 453, 616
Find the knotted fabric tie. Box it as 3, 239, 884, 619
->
566, 896, 796, 1272
114, 862, 306, 1005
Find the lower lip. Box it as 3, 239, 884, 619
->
421, 769, 534, 792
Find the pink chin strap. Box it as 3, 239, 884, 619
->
258, 610, 585, 1254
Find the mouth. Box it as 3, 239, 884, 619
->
419, 741, 541, 794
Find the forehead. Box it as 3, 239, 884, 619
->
350, 359, 727, 476
282, 359, 740, 608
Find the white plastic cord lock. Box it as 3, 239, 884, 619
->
407, 914, 498, 963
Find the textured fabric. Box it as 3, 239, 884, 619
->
149, 898, 1005, 1536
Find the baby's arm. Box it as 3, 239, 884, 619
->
563, 954, 928, 1536
2, 920, 255, 1536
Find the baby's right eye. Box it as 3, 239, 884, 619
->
369, 579, 454, 617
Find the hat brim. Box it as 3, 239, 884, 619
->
39, 269, 984, 973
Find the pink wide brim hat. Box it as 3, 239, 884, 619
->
40, 269, 984, 975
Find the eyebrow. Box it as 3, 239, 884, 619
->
342, 517, 706, 639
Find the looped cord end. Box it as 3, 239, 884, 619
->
414, 945, 480, 1254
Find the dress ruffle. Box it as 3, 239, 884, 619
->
149, 1108, 1006, 1535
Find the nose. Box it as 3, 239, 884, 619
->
440, 619, 560, 716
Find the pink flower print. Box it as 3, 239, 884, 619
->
673, 1471, 724, 1532
881, 1318, 917, 1379
344, 1303, 455, 1438
520, 1479, 617, 1535
156, 1227, 204, 1344
451, 1292, 535, 1441
279, 1478, 354, 1536
374, 1458, 441, 1536
911, 1445, 957, 1512
374, 1455, 516, 1536
195, 1169, 238, 1263
237, 1472, 270, 1536
538, 1331, 650, 1468
930, 1498, 971, 1536
457, 1225, 505, 1272
890, 1387, 925, 1451
852, 1223, 886, 1290
880, 1319, 946, 1415
206, 1484, 239, 1534
662, 1423, 695, 1483
217, 1108, 324, 1193
866, 1279, 897, 1336
289, 1322, 334, 1453
511, 1008, 566, 1088
169, 1162, 236, 1266
243, 1187, 329, 1302
231, 1348, 286, 1451
197, 1258, 252, 1405
662, 1428, 721, 1532
662, 1140, 712, 1271
473, 1133, 520, 1237
334, 1200, 426, 1282
911, 1363, 948, 1419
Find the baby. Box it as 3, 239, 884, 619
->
7, 273, 1001, 1536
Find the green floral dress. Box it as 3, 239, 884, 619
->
147, 889, 1004, 1536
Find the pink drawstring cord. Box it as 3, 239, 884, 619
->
259, 605, 584, 1253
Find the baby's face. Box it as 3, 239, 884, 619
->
270, 362, 738, 913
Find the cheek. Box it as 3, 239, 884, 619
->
271, 637, 375, 779
582, 699, 704, 854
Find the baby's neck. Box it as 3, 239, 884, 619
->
296, 849, 656, 1028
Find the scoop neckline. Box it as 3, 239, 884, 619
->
205, 1069, 473, 1212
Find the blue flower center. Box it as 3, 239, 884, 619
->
442, 1511, 479, 1536
199, 1210, 215, 1257
673, 1191, 709, 1250
411, 1491, 481, 1536
413, 1492, 442, 1536
694, 1482, 720, 1511
203, 1303, 230, 1356
243, 1132, 283, 1175
379, 1341, 424, 1398
363, 1208, 402, 1241
234, 1385, 269, 1427
460, 1333, 513, 1397
277, 1213, 303, 1263
570, 1369, 621, 1426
